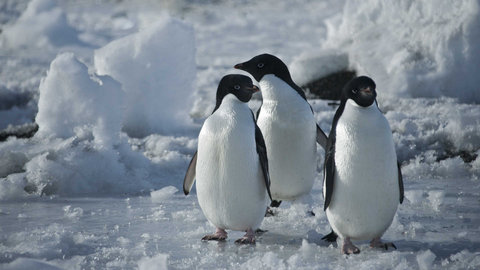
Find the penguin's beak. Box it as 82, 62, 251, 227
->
248, 85, 260, 93
360, 87, 372, 95
234, 63, 245, 70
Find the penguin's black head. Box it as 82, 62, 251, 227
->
214, 74, 259, 111
342, 76, 377, 107
234, 53, 291, 82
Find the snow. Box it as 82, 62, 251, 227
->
1, 0, 81, 52
36, 52, 124, 144
0, 0, 479, 269
150, 186, 178, 203
323, 0, 480, 103
289, 50, 350, 86
417, 250, 436, 270
94, 17, 197, 137
137, 253, 169, 270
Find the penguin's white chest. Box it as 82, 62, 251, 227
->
196, 95, 267, 231
326, 99, 399, 240
257, 75, 316, 201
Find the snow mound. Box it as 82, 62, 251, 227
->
0, 52, 195, 199
151, 186, 178, 203
94, 16, 197, 137
324, 0, 480, 103
289, 50, 349, 86
36, 52, 124, 147
1, 0, 81, 50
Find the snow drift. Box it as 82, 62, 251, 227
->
94, 16, 197, 138
1, 0, 81, 51
320, 0, 480, 103
36, 53, 124, 146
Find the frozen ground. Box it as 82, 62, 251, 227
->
1, 0, 480, 269
0, 178, 479, 269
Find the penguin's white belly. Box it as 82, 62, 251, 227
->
258, 75, 317, 201
196, 96, 267, 231
326, 100, 399, 240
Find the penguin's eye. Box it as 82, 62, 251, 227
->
233, 85, 241, 90
257, 63, 265, 69
352, 89, 358, 94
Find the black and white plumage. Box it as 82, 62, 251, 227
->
183, 74, 271, 244
234, 54, 327, 206
323, 76, 404, 254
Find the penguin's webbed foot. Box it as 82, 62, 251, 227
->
265, 207, 276, 217
235, 228, 256, 245
341, 237, 360, 255
322, 230, 338, 243
270, 200, 282, 208
370, 237, 397, 250
202, 228, 227, 242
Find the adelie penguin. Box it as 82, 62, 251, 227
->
234, 54, 328, 209
183, 74, 272, 244
323, 76, 404, 254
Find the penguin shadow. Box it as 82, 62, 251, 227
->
201, 238, 258, 253
257, 229, 334, 248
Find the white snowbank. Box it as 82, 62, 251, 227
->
289, 50, 350, 86
36, 52, 124, 147
1, 0, 81, 50
323, 0, 480, 103
382, 98, 480, 178
94, 16, 197, 137
0, 51, 197, 199
151, 186, 178, 203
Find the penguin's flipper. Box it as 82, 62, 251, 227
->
397, 162, 404, 204
183, 151, 197, 195
323, 142, 335, 211
255, 102, 262, 120
316, 124, 328, 150
254, 119, 272, 201
308, 104, 328, 150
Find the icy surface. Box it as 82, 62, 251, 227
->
1, 0, 480, 269
0, 180, 479, 269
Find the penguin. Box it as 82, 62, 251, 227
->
234, 54, 328, 208
183, 74, 272, 244
323, 76, 404, 254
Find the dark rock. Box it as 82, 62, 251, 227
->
0, 86, 31, 110
302, 70, 356, 100
436, 149, 478, 163
0, 122, 38, 141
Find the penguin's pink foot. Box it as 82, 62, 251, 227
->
235, 228, 256, 244
202, 228, 227, 241
341, 237, 360, 254
370, 237, 397, 250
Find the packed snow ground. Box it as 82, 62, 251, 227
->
0, 0, 479, 269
